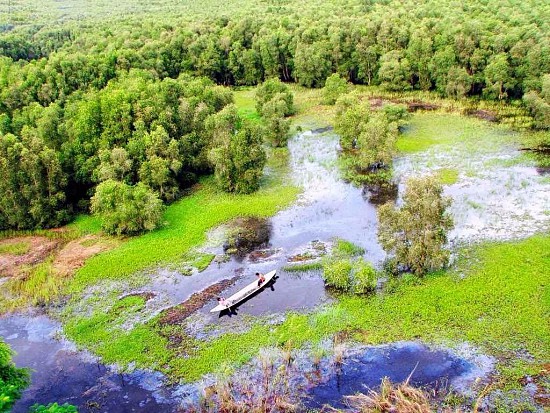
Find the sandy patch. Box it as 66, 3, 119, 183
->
52, 235, 115, 277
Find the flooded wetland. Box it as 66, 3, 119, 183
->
1, 110, 549, 412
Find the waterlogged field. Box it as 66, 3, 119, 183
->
395, 113, 550, 243
1, 86, 549, 411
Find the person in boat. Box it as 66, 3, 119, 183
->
256, 272, 265, 287
217, 297, 230, 307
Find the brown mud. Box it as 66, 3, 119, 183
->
52, 235, 115, 277
158, 277, 239, 326
0, 236, 60, 277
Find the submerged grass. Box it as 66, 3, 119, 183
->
1, 259, 67, 310
437, 168, 460, 185
396, 113, 516, 154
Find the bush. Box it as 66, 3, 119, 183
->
322, 73, 349, 105
0, 340, 30, 413
352, 260, 378, 294
322, 258, 352, 290
255, 78, 294, 117
378, 175, 454, 275
90, 180, 165, 235
383, 103, 410, 126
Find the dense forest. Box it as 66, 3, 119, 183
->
0, 0, 549, 231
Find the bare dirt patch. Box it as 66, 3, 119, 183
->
52, 235, 115, 277
0, 236, 60, 277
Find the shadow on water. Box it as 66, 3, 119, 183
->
306, 342, 475, 409
217, 276, 279, 318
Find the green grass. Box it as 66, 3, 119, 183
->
67, 177, 299, 294
67, 214, 102, 235
396, 112, 516, 154
437, 168, 460, 185
233, 88, 261, 123
1, 259, 66, 309
166, 234, 549, 381
282, 262, 323, 272
0, 241, 31, 255
333, 238, 365, 257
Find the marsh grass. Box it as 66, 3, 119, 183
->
343, 377, 433, 413
333, 239, 365, 257
282, 262, 323, 273
2, 258, 66, 309
164, 235, 549, 383
437, 168, 460, 185
68, 177, 299, 294
0, 241, 31, 255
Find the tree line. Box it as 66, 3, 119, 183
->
0, 72, 286, 233
0, 0, 549, 232
2, 0, 549, 104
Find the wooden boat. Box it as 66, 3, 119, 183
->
210, 270, 277, 313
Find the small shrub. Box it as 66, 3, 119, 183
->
0, 341, 30, 413
322, 258, 352, 290
383, 103, 410, 125
91, 180, 165, 236
352, 260, 377, 294
322, 73, 350, 105
255, 78, 294, 117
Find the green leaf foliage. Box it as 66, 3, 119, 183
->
378, 175, 454, 275
207, 105, 266, 193
30, 403, 78, 413
90, 180, 165, 235
0, 340, 30, 413
322, 73, 350, 105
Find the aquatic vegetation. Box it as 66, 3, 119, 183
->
333, 239, 365, 257
437, 168, 460, 185
343, 377, 433, 413
282, 262, 323, 273
169, 235, 549, 383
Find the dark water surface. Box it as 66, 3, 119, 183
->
306, 342, 475, 409
0, 314, 180, 412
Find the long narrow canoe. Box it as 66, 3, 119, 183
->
210, 270, 277, 313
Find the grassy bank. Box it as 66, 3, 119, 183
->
67, 176, 299, 294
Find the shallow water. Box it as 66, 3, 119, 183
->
305, 341, 490, 409
0, 314, 181, 412
112, 130, 382, 327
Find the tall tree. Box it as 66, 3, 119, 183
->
378, 175, 454, 275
